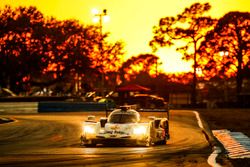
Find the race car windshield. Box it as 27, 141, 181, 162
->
108, 114, 137, 123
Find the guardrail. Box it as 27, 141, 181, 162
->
0, 101, 113, 113
0, 102, 38, 114
0, 101, 169, 114
38, 101, 110, 112
0, 96, 72, 102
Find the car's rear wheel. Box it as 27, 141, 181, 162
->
155, 139, 166, 145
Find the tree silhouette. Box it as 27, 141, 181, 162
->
120, 53, 159, 83
0, 5, 125, 95
199, 11, 250, 101
90, 39, 124, 90
41, 19, 99, 93
0, 6, 47, 93
101, 41, 124, 73
150, 3, 216, 105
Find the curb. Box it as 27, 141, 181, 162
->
0, 117, 14, 124
193, 111, 222, 167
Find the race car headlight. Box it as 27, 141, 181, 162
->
133, 125, 147, 135
83, 125, 95, 134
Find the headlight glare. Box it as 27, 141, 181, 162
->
83, 125, 95, 134
133, 125, 147, 135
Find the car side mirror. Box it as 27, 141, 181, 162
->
100, 117, 108, 128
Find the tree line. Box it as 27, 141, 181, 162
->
0, 6, 159, 95
0, 3, 249, 105
150, 2, 250, 104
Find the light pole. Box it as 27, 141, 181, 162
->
219, 48, 229, 102
92, 9, 109, 97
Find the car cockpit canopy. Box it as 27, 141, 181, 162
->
108, 105, 140, 123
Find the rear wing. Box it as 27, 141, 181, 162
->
138, 108, 169, 120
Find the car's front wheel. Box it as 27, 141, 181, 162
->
82, 140, 96, 147
80, 136, 96, 147
144, 136, 153, 147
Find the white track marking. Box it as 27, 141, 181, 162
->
193, 111, 222, 167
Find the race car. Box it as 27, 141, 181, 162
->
80, 106, 169, 147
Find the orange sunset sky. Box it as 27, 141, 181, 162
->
1, 0, 250, 73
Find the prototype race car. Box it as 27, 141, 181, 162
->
80, 106, 169, 147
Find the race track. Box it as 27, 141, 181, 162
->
0, 110, 212, 166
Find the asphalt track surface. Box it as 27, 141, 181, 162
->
0, 110, 212, 167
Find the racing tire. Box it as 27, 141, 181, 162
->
80, 136, 96, 147
83, 143, 96, 147
145, 136, 153, 147
82, 141, 96, 147
145, 122, 154, 147
144, 125, 154, 147
155, 139, 166, 145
